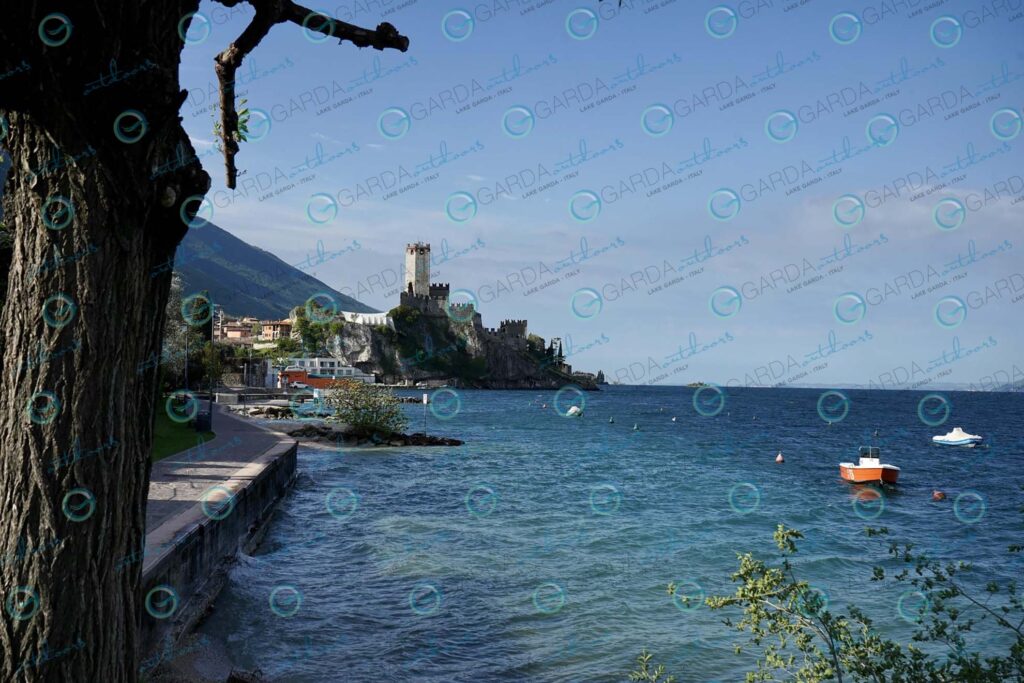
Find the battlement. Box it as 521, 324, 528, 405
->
429, 283, 450, 300
406, 241, 430, 254
498, 319, 527, 337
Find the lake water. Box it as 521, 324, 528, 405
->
196, 386, 1024, 681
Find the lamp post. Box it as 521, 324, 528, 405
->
208, 305, 215, 430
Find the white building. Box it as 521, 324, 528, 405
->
286, 357, 376, 383
339, 311, 394, 330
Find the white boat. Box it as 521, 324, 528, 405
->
566, 406, 583, 417
932, 427, 983, 447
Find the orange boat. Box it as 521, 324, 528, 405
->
839, 446, 900, 484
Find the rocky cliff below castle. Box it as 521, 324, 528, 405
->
325, 303, 600, 391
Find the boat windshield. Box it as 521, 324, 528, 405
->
859, 446, 880, 457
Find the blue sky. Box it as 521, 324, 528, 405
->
178, 0, 1024, 389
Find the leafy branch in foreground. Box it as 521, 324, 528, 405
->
628, 649, 675, 683
636, 487, 1024, 682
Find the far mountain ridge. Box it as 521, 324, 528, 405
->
174, 221, 375, 320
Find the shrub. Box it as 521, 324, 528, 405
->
323, 379, 408, 436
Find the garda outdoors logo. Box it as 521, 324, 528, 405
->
569, 190, 602, 222
897, 590, 930, 624
641, 104, 674, 137
181, 292, 213, 326
305, 292, 338, 322
765, 110, 798, 143
852, 486, 885, 520
707, 188, 740, 221
990, 108, 1022, 141
834, 292, 867, 325
246, 108, 272, 142
465, 483, 499, 518
728, 482, 760, 515
269, 585, 304, 618
378, 106, 411, 140
288, 389, 322, 421
705, 6, 738, 39
692, 384, 726, 417
144, 585, 179, 620
42, 293, 78, 329
179, 194, 214, 228
326, 488, 360, 521
38, 13, 72, 47
113, 109, 148, 144
533, 582, 567, 614
934, 296, 967, 329
306, 193, 338, 224
502, 105, 535, 138
442, 9, 474, 42
201, 485, 236, 521
570, 287, 603, 320
445, 191, 478, 223
866, 113, 899, 147
178, 11, 211, 45
589, 483, 621, 516
566, 8, 599, 40
444, 289, 478, 323
832, 193, 865, 228
301, 10, 334, 43
953, 491, 986, 524
933, 197, 966, 231
709, 286, 741, 318
554, 385, 587, 417
42, 195, 75, 231
829, 12, 862, 45
62, 488, 97, 522
930, 16, 963, 48
797, 587, 830, 618
917, 393, 951, 427
671, 580, 705, 612
409, 583, 442, 616
817, 390, 851, 423
165, 390, 199, 424
27, 391, 61, 425
430, 388, 463, 420
5, 587, 41, 622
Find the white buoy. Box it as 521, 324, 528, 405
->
775, 451, 784, 464
632, 423, 639, 431
671, 417, 677, 422
608, 417, 614, 423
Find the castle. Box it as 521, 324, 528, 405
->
399, 242, 528, 350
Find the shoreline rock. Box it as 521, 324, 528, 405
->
284, 423, 462, 447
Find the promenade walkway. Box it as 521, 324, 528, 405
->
143, 403, 293, 557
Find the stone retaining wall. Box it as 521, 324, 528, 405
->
137, 439, 297, 665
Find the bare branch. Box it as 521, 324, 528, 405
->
212, 0, 409, 188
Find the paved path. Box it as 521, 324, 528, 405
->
145, 403, 290, 531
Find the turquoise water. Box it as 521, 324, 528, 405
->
197, 386, 1024, 681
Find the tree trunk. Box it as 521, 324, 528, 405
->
0, 3, 209, 680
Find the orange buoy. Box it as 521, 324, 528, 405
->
932, 490, 946, 501
775, 451, 784, 464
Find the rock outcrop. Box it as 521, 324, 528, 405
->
328, 306, 599, 390
283, 424, 463, 447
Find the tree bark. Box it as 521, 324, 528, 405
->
0, 3, 209, 680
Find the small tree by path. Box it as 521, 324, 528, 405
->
323, 379, 408, 436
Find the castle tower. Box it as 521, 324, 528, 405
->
405, 242, 430, 296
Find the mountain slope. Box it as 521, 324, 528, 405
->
175, 222, 376, 319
